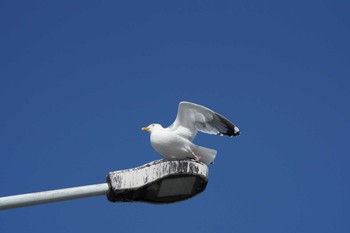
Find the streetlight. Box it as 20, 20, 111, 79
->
0, 160, 208, 210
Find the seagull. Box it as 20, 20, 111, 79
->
142, 101, 240, 165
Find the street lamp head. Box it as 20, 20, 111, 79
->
106, 160, 208, 204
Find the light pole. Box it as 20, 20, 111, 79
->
0, 160, 208, 210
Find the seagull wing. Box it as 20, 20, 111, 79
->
168, 101, 240, 141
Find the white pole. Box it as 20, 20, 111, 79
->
0, 183, 109, 210
0, 160, 209, 210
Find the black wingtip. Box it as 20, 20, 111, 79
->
216, 113, 240, 137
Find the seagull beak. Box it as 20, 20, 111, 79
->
141, 127, 150, 131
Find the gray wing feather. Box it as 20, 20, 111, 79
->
168, 101, 240, 141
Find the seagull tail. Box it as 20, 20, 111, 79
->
193, 145, 217, 165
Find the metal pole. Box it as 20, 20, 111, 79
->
0, 183, 109, 210
0, 160, 209, 210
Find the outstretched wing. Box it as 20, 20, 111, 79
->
168, 101, 240, 141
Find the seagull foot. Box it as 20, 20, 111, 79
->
191, 152, 201, 161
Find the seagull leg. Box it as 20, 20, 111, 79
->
191, 152, 201, 161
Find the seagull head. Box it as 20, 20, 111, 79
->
141, 123, 163, 133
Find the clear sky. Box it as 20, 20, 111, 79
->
1, 1, 349, 232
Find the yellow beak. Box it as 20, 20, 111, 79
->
141, 127, 150, 131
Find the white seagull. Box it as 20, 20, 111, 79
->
142, 101, 240, 165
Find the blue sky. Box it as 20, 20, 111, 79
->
1, 1, 349, 232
